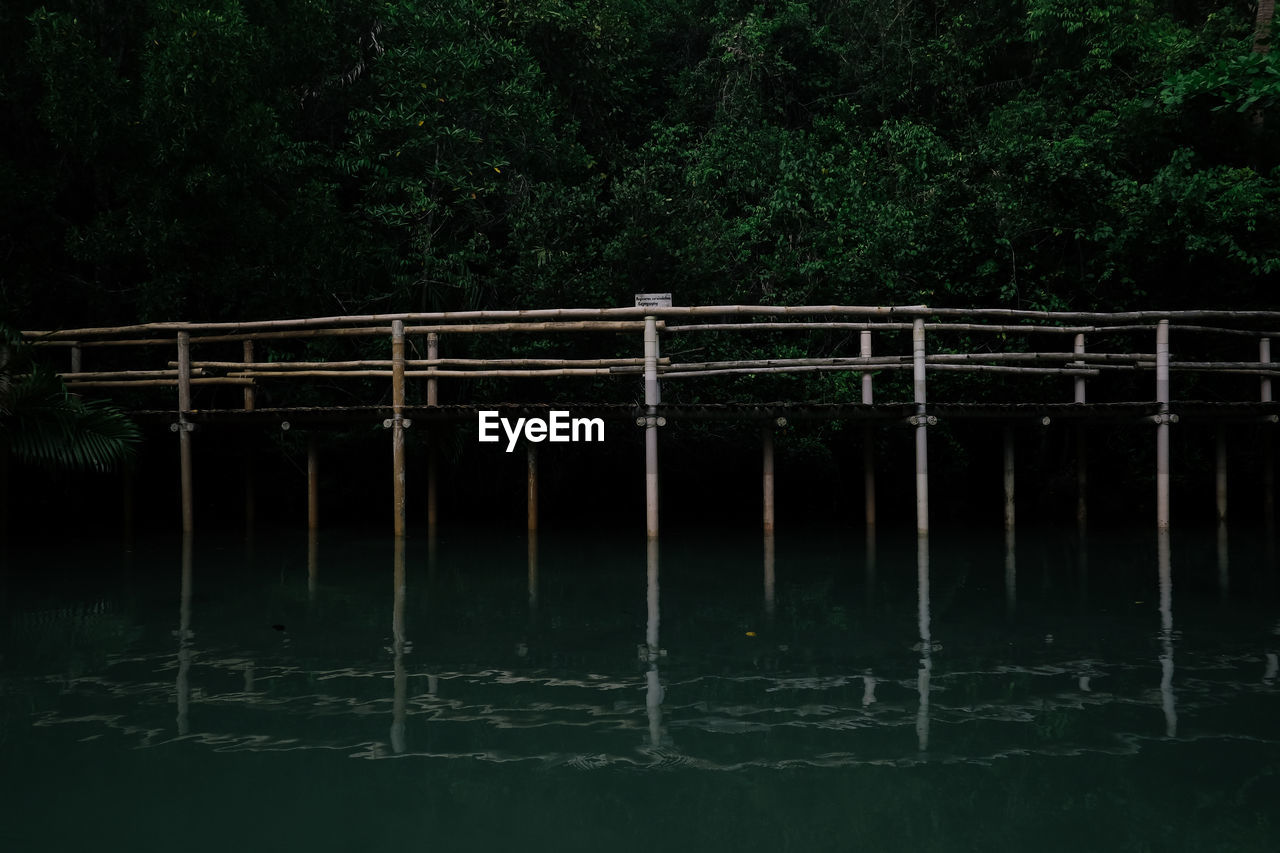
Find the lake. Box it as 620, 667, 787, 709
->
1, 524, 1277, 852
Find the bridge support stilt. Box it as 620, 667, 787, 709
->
1156, 320, 1170, 532
1003, 426, 1015, 533
527, 443, 538, 533
391, 320, 407, 538
644, 316, 660, 539
307, 437, 319, 530
913, 319, 929, 536
177, 331, 194, 534
861, 329, 876, 540
762, 426, 775, 534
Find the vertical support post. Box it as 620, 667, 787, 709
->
763, 531, 776, 620
1003, 426, 1015, 532
1263, 337, 1274, 534
242, 341, 256, 411
177, 331, 193, 534
391, 320, 406, 538
426, 332, 439, 538
307, 436, 319, 531
1156, 320, 1170, 532
527, 443, 538, 533
1073, 333, 1086, 404
762, 426, 775, 534
1215, 427, 1227, 526
913, 319, 929, 536
1074, 333, 1087, 533
644, 316, 660, 539
861, 329, 876, 533
1262, 337, 1273, 403
69, 344, 81, 375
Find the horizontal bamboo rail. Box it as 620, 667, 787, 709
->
25, 304, 1280, 340
183, 357, 666, 370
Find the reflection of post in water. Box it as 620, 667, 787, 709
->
1158, 529, 1177, 738
307, 527, 318, 604
1004, 527, 1016, 619
643, 538, 665, 748
176, 534, 193, 737
763, 532, 775, 621
391, 536, 407, 754
916, 534, 931, 753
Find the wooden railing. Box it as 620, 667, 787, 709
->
22, 305, 1280, 536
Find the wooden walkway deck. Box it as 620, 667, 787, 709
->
23, 304, 1280, 536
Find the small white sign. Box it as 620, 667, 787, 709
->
634, 293, 673, 308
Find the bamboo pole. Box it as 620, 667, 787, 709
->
913, 319, 929, 536
1263, 338, 1273, 402
660, 363, 1100, 380
426, 334, 440, 405
1074, 334, 1087, 534
1265, 338, 1275, 535
308, 436, 319, 531
177, 331, 193, 534
426, 332, 438, 538
644, 316, 660, 539
861, 330, 876, 534
1073, 335, 1087, 403
762, 426, 775, 535
243, 341, 256, 411
1003, 426, 1015, 532
27, 303, 1280, 340
527, 443, 538, 533
64, 378, 253, 388
763, 531, 776, 620
1157, 320, 1171, 532
392, 320, 406, 538
60, 369, 195, 380
190, 356, 662, 369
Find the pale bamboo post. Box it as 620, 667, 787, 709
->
763, 531, 776, 620
644, 316, 660, 539
1215, 427, 1228, 526
177, 331, 193, 533
762, 426, 775, 534
426, 332, 439, 537
527, 443, 538, 533
242, 340, 256, 535
68, 345, 81, 400
913, 319, 929, 535
1074, 333, 1087, 533
1156, 320, 1171, 531
861, 329, 876, 534
391, 320, 407, 538
1003, 426, 1015, 532
1263, 337, 1274, 533
242, 341, 256, 411
307, 436, 319, 530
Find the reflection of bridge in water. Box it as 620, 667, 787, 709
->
21, 531, 1280, 769
22, 305, 1280, 536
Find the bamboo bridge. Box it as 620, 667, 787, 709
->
24, 304, 1280, 537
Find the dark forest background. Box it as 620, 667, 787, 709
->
3, 0, 1278, 324
2, 1, 1278, 532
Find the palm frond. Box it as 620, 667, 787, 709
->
1, 367, 141, 473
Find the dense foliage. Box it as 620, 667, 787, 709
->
2, 0, 1276, 329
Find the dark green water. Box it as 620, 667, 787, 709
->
1, 526, 1278, 852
